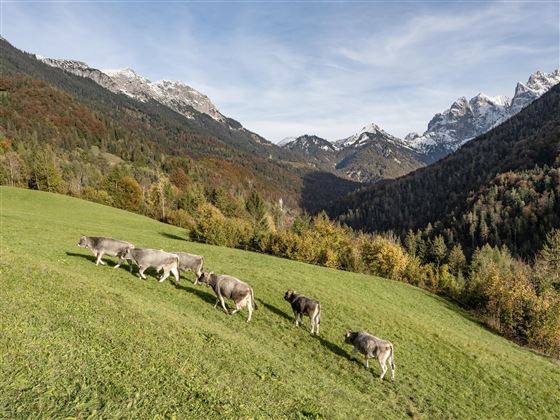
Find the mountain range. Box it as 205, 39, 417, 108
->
2, 36, 560, 207
328, 82, 560, 257
281, 69, 560, 170
280, 124, 426, 182
37, 48, 560, 184
0, 37, 362, 212
39, 58, 229, 124
404, 70, 560, 162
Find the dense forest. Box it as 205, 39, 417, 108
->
329, 83, 560, 259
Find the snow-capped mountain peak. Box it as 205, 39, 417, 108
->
405, 69, 560, 162
334, 122, 408, 150
277, 136, 297, 147
103, 67, 142, 78
39, 57, 226, 122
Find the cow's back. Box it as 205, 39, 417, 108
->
91, 237, 131, 254
175, 252, 202, 270
352, 332, 390, 355
132, 249, 176, 266
292, 295, 318, 313
217, 275, 250, 301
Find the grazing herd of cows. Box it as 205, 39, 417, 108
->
77, 235, 396, 381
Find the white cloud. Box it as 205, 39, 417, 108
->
2, 1, 558, 142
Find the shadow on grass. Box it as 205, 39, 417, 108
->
66, 251, 138, 276
159, 232, 186, 242
312, 335, 350, 360
66, 251, 97, 264
261, 301, 292, 322
172, 282, 217, 305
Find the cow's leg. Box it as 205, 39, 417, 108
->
214, 299, 220, 308
219, 295, 229, 314
113, 258, 122, 269
171, 266, 180, 285
138, 266, 147, 279
310, 315, 315, 334
350, 347, 358, 360
159, 268, 170, 283
230, 302, 240, 315
96, 252, 106, 266
247, 299, 253, 322
315, 316, 320, 335
379, 354, 388, 380
293, 310, 299, 326
364, 355, 369, 369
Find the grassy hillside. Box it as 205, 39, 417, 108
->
1, 187, 559, 418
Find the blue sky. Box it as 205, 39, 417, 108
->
1, 1, 559, 142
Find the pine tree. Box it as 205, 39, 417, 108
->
431, 235, 448, 268
448, 243, 467, 276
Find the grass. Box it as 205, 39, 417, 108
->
1, 186, 559, 419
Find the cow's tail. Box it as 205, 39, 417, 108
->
250, 287, 258, 310
198, 256, 204, 275
316, 302, 321, 326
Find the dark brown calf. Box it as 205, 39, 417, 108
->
284, 289, 321, 335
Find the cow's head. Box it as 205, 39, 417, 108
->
344, 330, 354, 344
77, 236, 87, 248
119, 246, 134, 260
197, 271, 213, 286
284, 289, 295, 302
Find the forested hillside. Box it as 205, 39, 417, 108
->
0, 38, 360, 216
330, 83, 560, 258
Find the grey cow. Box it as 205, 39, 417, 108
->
284, 289, 321, 335
77, 236, 134, 270
344, 330, 396, 381
197, 272, 257, 322
120, 247, 179, 283
172, 252, 204, 284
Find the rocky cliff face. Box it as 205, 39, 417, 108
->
405, 70, 560, 162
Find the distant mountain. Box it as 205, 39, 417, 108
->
281, 135, 337, 166
329, 83, 560, 257
334, 123, 425, 182
40, 58, 230, 124
280, 123, 426, 183
0, 37, 360, 212
406, 70, 560, 162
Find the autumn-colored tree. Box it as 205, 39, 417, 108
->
361, 235, 409, 280
534, 229, 560, 292
0, 151, 25, 186
448, 244, 467, 277
28, 147, 63, 193
112, 176, 143, 212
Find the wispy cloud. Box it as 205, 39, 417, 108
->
2, 1, 558, 142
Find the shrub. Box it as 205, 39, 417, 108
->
81, 187, 114, 206
360, 235, 409, 280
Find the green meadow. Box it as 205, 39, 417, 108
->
1, 187, 558, 419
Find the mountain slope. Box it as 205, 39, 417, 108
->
41, 58, 228, 123
2, 187, 559, 418
334, 123, 426, 182
329, 83, 560, 256
0, 37, 360, 211
406, 70, 560, 162
0, 38, 291, 161
281, 134, 337, 165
